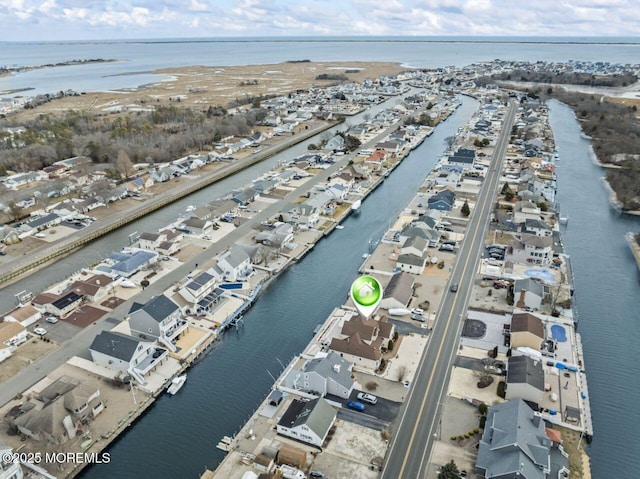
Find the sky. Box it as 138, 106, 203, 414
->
1, 0, 639, 42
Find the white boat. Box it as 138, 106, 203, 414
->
167, 374, 186, 395
120, 280, 136, 288
35, 233, 46, 238
388, 308, 411, 316
351, 199, 362, 211
185, 205, 196, 212
336, 225, 344, 230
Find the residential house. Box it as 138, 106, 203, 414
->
329, 316, 394, 372
399, 222, 441, 247
523, 218, 553, 237
0, 438, 23, 479
183, 217, 214, 236
0, 321, 28, 349
231, 188, 255, 207
434, 170, 461, 188
67, 274, 113, 303
178, 271, 221, 314
513, 279, 545, 311
510, 312, 545, 350
505, 355, 545, 405
427, 189, 456, 211
45, 291, 83, 318
209, 199, 238, 219
108, 249, 157, 277
13, 377, 104, 444
138, 232, 163, 250
476, 399, 568, 479
281, 203, 319, 229
2, 304, 41, 327
276, 397, 337, 448
364, 149, 387, 169
217, 245, 253, 281
3, 172, 38, 190
129, 294, 185, 352
89, 330, 167, 384
447, 147, 475, 171
26, 213, 62, 232
396, 253, 428, 275
324, 135, 346, 151
379, 272, 415, 311
509, 233, 554, 266
254, 223, 294, 249
150, 166, 174, 183
0, 225, 20, 245
284, 352, 354, 399
376, 140, 402, 155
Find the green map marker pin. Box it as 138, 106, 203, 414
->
351, 275, 383, 319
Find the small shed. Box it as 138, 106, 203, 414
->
268, 390, 283, 407
253, 454, 274, 473
276, 444, 307, 468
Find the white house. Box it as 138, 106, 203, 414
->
505, 355, 545, 405
0, 321, 28, 349
276, 397, 337, 448
281, 203, 319, 229
89, 330, 167, 385
128, 294, 186, 352
217, 245, 253, 281
3, 304, 42, 327
513, 279, 545, 311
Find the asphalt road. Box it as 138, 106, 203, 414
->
0, 112, 421, 407
380, 102, 516, 479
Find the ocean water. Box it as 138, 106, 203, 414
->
1, 36, 640, 96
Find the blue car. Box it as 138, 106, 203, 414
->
347, 400, 365, 412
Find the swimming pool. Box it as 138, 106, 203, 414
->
524, 268, 555, 282
551, 324, 567, 342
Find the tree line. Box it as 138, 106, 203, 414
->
481, 69, 637, 88
0, 104, 268, 173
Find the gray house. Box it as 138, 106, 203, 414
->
89, 330, 166, 384
276, 397, 337, 448
506, 355, 545, 405
284, 352, 354, 399
128, 294, 185, 352
476, 399, 568, 479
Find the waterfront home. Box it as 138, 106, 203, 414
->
523, 218, 553, 237
401, 236, 428, 257
0, 321, 28, 349
427, 189, 456, 211
126, 175, 154, 193
283, 351, 354, 399
217, 245, 254, 282
379, 272, 415, 311
67, 274, 113, 303
13, 377, 103, 445
324, 134, 346, 152
178, 272, 219, 313
510, 312, 545, 350
509, 234, 554, 266
329, 316, 394, 372
513, 279, 545, 311
150, 166, 177, 183
512, 200, 543, 223
281, 203, 319, 229
435, 170, 461, 188
399, 222, 441, 247
89, 330, 167, 384
364, 149, 387, 169
129, 295, 185, 352
2, 304, 42, 327
276, 397, 337, 448
231, 188, 255, 207
183, 216, 215, 236
209, 199, 238, 219
505, 355, 545, 406
26, 212, 62, 232
476, 399, 568, 479
447, 147, 476, 171
254, 223, 294, 249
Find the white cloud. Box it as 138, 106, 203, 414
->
189, 0, 208, 12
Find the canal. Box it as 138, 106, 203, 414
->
78, 97, 479, 479
0, 93, 411, 307
549, 99, 640, 477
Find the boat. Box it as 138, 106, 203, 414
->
185, 205, 196, 212
120, 280, 136, 288
35, 233, 46, 238
351, 199, 362, 211
388, 308, 411, 316
167, 374, 186, 395
336, 225, 344, 230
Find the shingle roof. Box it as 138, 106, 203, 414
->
511, 313, 545, 338
383, 272, 414, 306
140, 295, 179, 322
305, 352, 353, 390
278, 398, 336, 441
89, 330, 147, 362
507, 355, 545, 391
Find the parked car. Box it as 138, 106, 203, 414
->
357, 392, 378, 405
45, 316, 58, 324
346, 400, 365, 412
33, 327, 47, 336
0, 250, 6, 256
411, 313, 426, 322
309, 471, 325, 478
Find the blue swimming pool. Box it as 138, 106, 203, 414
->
524, 268, 555, 282
551, 324, 567, 342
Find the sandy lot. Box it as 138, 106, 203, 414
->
13, 61, 405, 121
0, 337, 59, 383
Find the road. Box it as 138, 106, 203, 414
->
0, 106, 433, 407
380, 101, 516, 479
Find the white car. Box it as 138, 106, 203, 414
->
33, 327, 47, 336
411, 308, 424, 316
45, 316, 58, 324
357, 392, 378, 405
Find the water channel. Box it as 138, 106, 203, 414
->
77, 97, 479, 478
549, 99, 640, 477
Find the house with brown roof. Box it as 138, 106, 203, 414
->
68, 274, 113, 303
329, 316, 395, 372
511, 312, 545, 350
0, 321, 27, 349
3, 304, 42, 327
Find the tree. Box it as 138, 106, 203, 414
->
115, 149, 135, 181
438, 460, 461, 479
7, 201, 23, 222
461, 200, 470, 217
